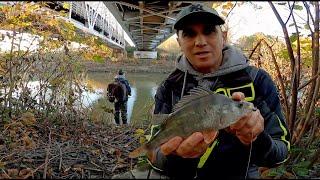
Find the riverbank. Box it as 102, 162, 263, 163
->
83, 59, 176, 74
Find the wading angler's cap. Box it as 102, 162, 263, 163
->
174, 3, 225, 30
118, 69, 124, 75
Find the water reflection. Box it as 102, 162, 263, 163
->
84, 72, 168, 124
127, 87, 136, 121
81, 88, 103, 107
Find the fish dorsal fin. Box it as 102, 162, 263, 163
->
173, 86, 213, 112
152, 114, 169, 126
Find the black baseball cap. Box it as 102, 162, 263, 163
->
174, 3, 225, 30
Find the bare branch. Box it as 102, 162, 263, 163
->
298, 72, 320, 90
226, 2, 238, 19
262, 38, 290, 122
268, 2, 296, 72
294, 1, 320, 145
285, 1, 295, 25
303, 2, 314, 34
288, 2, 301, 86
269, 1, 299, 136
248, 39, 263, 59
303, 2, 315, 25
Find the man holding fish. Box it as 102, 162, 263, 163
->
114, 3, 290, 179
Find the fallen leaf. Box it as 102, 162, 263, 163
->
115, 149, 122, 158
47, 167, 53, 178
72, 164, 85, 169
134, 129, 145, 137
139, 136, 146, 144
22, 158, 33, 163
63, 167, 71, 173
20, 112, 36, 126
9, 130, 16, 137
22, 135, 34, 149
0, 161, 6, 169
0, 173, 10, 179
18, 168, 32, 178
283, 171, 295, 178
108, 147, 115, 154
91, 149, 101, 156
8, 142, 18, 149
7, 168, 19, 177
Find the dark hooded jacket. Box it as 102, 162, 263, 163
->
149, 45, 290, 179
114, 74, 131, 102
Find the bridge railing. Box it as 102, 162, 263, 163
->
69, 2, 125, 49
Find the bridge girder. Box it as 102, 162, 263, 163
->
103, 1, 199, 51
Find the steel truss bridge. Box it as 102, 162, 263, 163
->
66, 1, 214, 51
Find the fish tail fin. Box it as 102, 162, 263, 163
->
129, 145, 147, 158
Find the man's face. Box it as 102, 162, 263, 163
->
177, 23, 225, 74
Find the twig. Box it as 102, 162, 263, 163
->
2, 121, 19, 134
1, 169, 10, 179
298, 72, 320, 90
43, 127, 52, 179
32, 154, 60, 175
0, 151, 16, 162
303, 2, 314, 34
59, 143, 63, 171
83, 167, 103, 172
303, 2, 315, 25
90, 160, 103, 170
93, 137, 130, 154
109, 130, 131, 142
81, 169, 84, 179
225, 2, 238, 19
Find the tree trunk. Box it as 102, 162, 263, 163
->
294, 1, 320, 145
269, 2, 298, 136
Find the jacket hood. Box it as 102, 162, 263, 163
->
176, 45, 249, 78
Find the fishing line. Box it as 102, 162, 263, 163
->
147, 168, 151, 179
244, 131, 253, 179
181, 70, 188, 99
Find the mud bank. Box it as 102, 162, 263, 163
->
83, 60, 176, 74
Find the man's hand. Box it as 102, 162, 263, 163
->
229, 92, 264, 145
147, 131, 218, 162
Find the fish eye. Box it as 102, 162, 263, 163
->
238, 103, 243, 108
